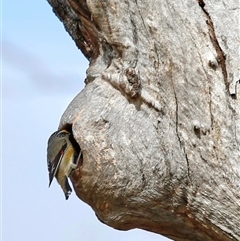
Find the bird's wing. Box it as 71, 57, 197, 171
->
47, 140, 67, 187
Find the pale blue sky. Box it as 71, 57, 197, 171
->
2, 1, 171, 240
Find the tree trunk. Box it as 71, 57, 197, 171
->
47, 0, 240, 240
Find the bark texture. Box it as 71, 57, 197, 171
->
47, 0, 240, 240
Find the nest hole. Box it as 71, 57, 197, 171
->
60, 123, 82, 166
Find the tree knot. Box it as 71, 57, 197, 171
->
125, 67, 141, 98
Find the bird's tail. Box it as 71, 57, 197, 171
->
64, 177, 72, 200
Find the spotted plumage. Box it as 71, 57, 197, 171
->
47, 129, 81, 200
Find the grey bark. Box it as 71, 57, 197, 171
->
47, 0, 240, 240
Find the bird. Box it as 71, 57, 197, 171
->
47, 129, 81, 200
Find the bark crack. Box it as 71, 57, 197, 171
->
134, 0, 149, 36
208, 87, 214, 130
197, 0, 229, 93
172, 85, 192, 185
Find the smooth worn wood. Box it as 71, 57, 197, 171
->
47, 0, 240, 240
